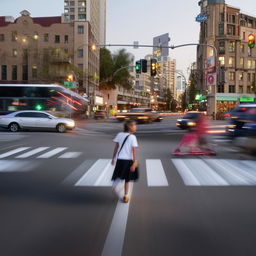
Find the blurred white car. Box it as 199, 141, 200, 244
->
0, 111, 75, 133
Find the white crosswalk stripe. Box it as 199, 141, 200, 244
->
37, 147, 67, 158
58, 152, 82, 159
146, 159, 169, 187
0, 147, 30, 159
16, 147, 49, 158
0, 160, 38, 172
75, 159, 114, 187
172, 159, 256, 186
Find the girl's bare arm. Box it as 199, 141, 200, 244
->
111, 143, 119, 165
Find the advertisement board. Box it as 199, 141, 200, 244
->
153, 33, 170, 58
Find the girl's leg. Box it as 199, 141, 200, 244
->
124, 182, 129, 196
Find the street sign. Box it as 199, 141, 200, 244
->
196, 13, 208, 23
207, 73, 216, 86
207, 56, 215, 73
64, 81, 77, 88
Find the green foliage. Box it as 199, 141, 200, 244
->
100, 48, 134, 90
188, 72, 197, 104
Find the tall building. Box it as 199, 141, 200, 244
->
63, 0, 106, 108
197, 0, 256, 115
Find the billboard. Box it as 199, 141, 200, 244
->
153, 33, 170, 58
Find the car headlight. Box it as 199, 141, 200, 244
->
176, 123, 181, 126
67, 121, 75, 127
116, 115, 125, 118
187, 122, 196, 126
137, 116, 149, 120
177, 119, 182, 122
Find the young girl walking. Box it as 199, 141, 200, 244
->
111, 120, 139, 203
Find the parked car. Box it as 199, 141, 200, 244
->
0, 111, 75, 133
226, 104, 256, 137
94, 110, 107, 120
176, 112, 202, 129
115, 108, 163, 123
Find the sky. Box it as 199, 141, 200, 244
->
0, 0, 256, 76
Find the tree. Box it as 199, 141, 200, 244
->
100, 48, 134, 90
165, 88, 173, 111
179, 92, 187, 111
188, 72, 197, 104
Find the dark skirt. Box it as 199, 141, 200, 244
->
112, 159, 139, 182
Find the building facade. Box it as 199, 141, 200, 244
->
197, 0, 256, 115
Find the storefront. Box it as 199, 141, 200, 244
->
216, 96, 238, 113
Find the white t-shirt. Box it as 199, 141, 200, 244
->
113, 132, 138, 160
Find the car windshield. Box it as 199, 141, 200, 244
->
183, 113, 199, 119
129, 109, 150, 113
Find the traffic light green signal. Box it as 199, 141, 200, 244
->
135, 60, 141, 74
35, 104, 43, 111
248, 34, 255, 49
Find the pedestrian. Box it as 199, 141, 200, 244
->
111, 120, 139, 203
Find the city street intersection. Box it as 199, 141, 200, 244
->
0, 116, 256, 256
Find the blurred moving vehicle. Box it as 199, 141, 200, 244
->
94, 110, 107, 120
226, 104, 256, 137
115, 108, 163, 123
176, 112, 203, 129
0, 111, 75, 133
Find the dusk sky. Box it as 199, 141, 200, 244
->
0, 0, 256, 75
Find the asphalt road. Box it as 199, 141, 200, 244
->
0, 116, 256, 256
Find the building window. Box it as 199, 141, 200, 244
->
218, 41, 225, 54
55, 35, 60, 43
220, 13, 225, 22
219, 56, 225, 66
64, 8, 69, 13
229, 72, 235, 81
229, 85, 236, 93
240, 57, 244, 67
243, 32, 246, 40
227, 25, 236, 36
240, 44, 245, 53
78, 8, 86, 12
12, 49, 18, 57
44, 33, 49, 42
11, 31, 17, 41
78, 14, 86, 21
0, 34, 4, 41
12, 65, 17, 80
228, 57, 235, 68
70, 8, 75, 12
64, 35, 69, 43
228, 14, 236, 24
22, 65, 28, 81
218, 24, 224, 36
248, 60, 252, 69
239, 86, 243, 93
228, 41, 235, 52
70, 15, 75, 21
64, 1, 69, 6
239, 72, 244, 81
252, 73, 256, 82
70, 1, 75, 6
1, 65, 7, 80
217, 84, 224, 93
78, 25, 84, 34
247, 86, 252, 93
78, 1, 86, 7
248, 19, 253, 28
247, 73, 251, 82
32, 66, 37, 78
78, 64, 83, 70
77, 49, 83, 58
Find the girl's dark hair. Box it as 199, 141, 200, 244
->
124, 120, 136, 132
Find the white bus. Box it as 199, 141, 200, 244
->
0, 84, 89, 117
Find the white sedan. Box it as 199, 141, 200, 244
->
0, 111, 75, 133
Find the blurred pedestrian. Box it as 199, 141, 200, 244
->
111, 120, 139, 203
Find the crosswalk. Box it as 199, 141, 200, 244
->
0, 147, 82, 159
68, 158, 256, 187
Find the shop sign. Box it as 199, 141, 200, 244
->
217, 96, 238, 101
196, 13, 208, 23
240, 97, 255, 102
95, 96, 103, 105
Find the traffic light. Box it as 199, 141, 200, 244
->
248, 34, 255, 49
35, 104, 43, 111
141, 59, 147, 73
135, 60, 142, 74
151, 59, 157, 77
66, 74, 74, 82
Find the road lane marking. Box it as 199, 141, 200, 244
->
37, 147, 67, 158
0, 160, 38, 172
172, 159, 200, 186
146, 159, 169, 187
58, 152, 82, 159
102, 183, 133, 256
0, 147, 30, 159
16, 147, 49, 158
94, 161, 115, 186
75, 159, 111, 187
